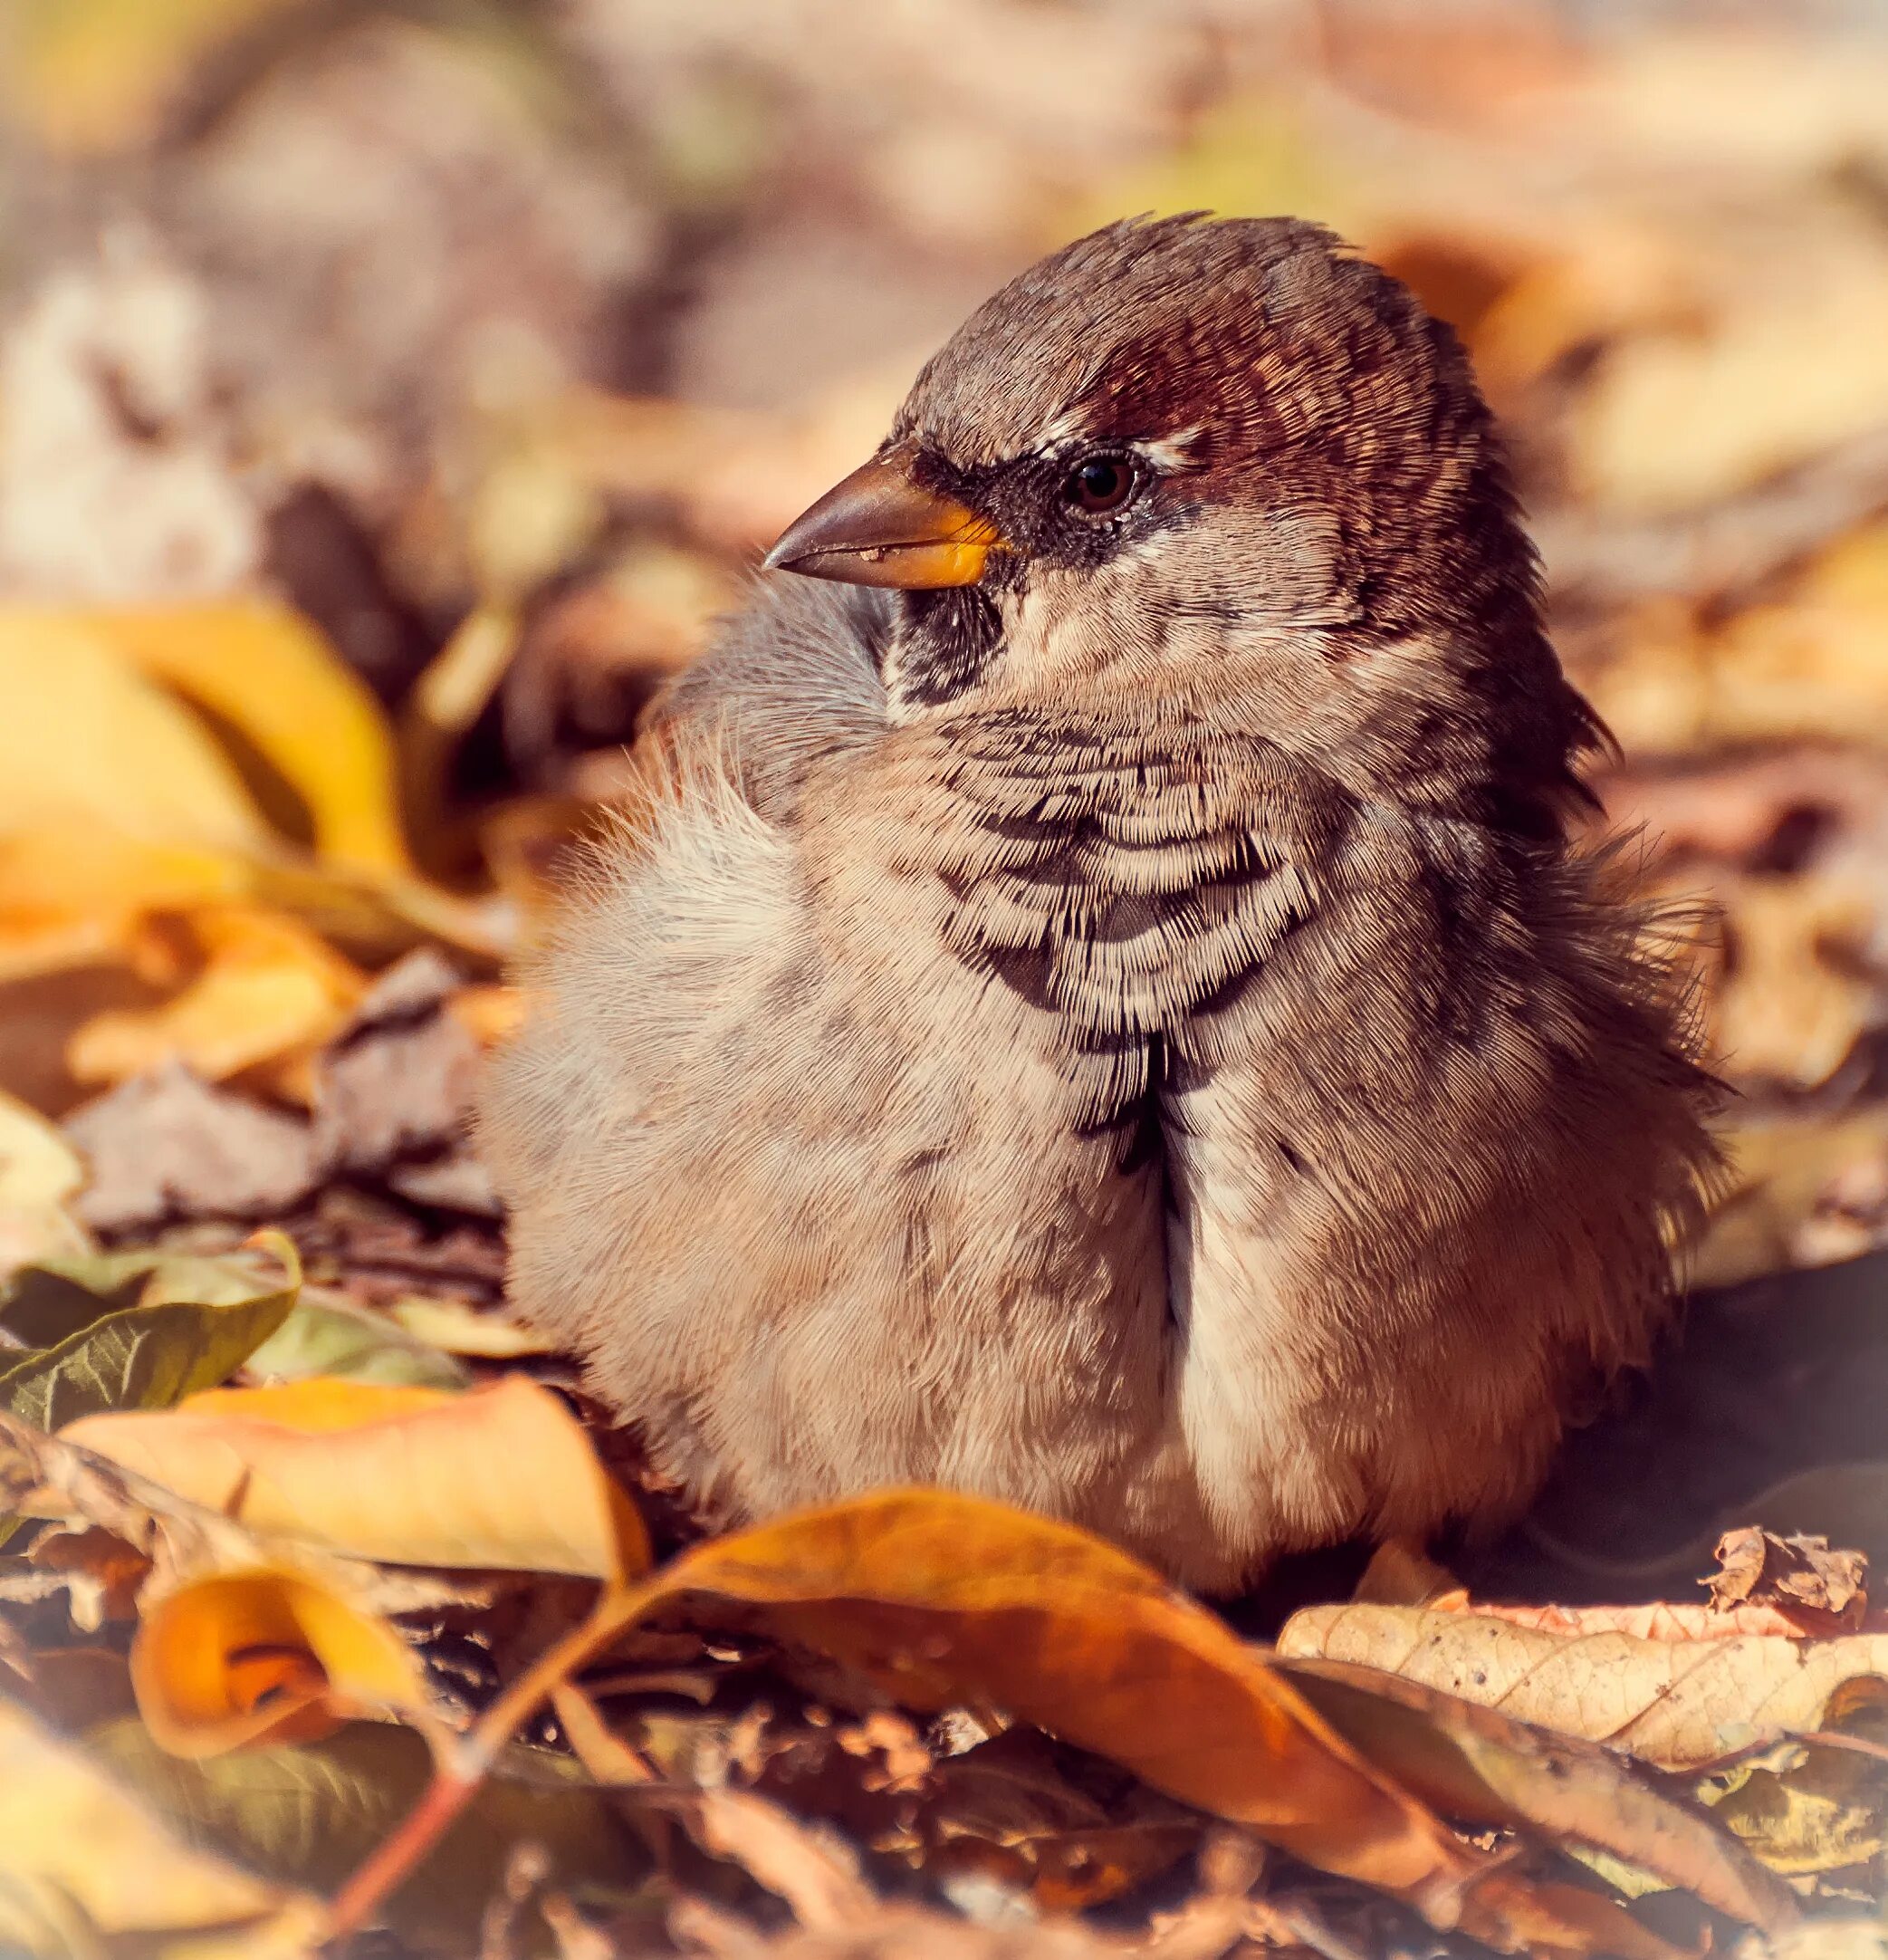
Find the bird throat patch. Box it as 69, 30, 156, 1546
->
887, 588, 1003, 707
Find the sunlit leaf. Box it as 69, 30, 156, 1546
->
0, 611, 268, 850
0, 1696, 312, 1949
65, 1374, 651, 1578
0, 1246, 298, 1429
91, 1718, 643, 1949
68, 903, 368, 1088
246, 1293, 473, 1390
102, 601, 415, 875
132, 1561, 437, 1756
386, 1294, 554, 1360
610, 1489, 1705, 1955
1279, 1600, 1888, 1769
1275, 1656, 1795, 1927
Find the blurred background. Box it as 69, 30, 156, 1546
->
1, 0, 1887, 1569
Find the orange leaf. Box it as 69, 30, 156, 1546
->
611, 1490, 1692, 1955
67, 903, 366, 1086
63, 1375, 650, 1580
100, 600, 414, 875
132, 1563, 436, 1757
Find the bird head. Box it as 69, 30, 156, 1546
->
766, 215, 1594, 828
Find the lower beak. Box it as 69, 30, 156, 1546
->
763, 453, 1002, 590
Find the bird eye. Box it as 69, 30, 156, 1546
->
1062, 454, 1138, 516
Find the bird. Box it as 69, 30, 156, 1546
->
479, 214, 1722, 1594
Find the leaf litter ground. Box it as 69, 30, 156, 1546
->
2, 2, 1888, 1955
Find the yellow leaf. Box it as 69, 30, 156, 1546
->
0, 1090, 91, 1273
101, 602, 415, 876
388, 1295, 558, 1359
64, 1374, 651, 1579
132, 1562, 437, 1758
0, 0, 303, 155
0, 612, 267, 850
67, 905, 366, 1088
0, 1696, 309, 1946
1573, 255, 1888, 514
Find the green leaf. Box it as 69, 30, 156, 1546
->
0, 1254, 152, 1350
244, 1291, 471, 1390
0, 1249, 298, 1429
88, 1718, 649, 1950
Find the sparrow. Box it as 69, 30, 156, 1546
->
480, 215, 1721, 1592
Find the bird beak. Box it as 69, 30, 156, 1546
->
763, 452, 1002, 589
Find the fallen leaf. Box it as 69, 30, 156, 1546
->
62, 1059, 317, 1234
68, 904, 367, 1088
1702, 1677, 1888, 1876
244, 1291, 473, 1390
0, 610, 268, 851
612, 1490, 1710, 1955
1272, 1655, 1797, 1928
0, 1243, 298, 1429
1710, 1528, 1868, 1632
387, 1295, 557, 1360
0, 1696, 314, 1950
101, 601, 414, 875
1277, 1600, 1888, 1767
133, 1561, 439, 1756
308, 948, 492, 1214
64, 1374, 651, 1578
91, 1717, 645, 1949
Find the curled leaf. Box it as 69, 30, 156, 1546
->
132, 1562, 438, 1757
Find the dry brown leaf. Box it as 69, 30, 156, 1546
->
63, 1059, 317, 1234
62, 1374, 651, 1579
307, 947, 484, 1194
1273, 1655, 1797, 1931
1277, 1601, 1888, 1768
609, 1490, 1710, 1955
1709, 1528, 1869, 1632
1450, 1600, 1861, 1641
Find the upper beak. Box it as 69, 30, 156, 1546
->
762, 451, 1002, 589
